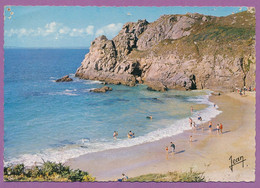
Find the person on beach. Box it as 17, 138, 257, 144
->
209, 121, 212, 132
220, 123, 223, 134
189, 117, 193, 127
170, 142, 175, 153
132, 133, 135, 138
122, 173, 128, 181
214, 103, 216, 108
165, 146, 169, 159
198, 115, 202, 121
239, 88, 243, 95
189, 135, 192, 142
113, 131, 118, 139
243, 86, 247, 95
191, 106, 193, 113
216, 124, 220, 134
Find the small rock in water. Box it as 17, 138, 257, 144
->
56, 75, 73, 82
90, 86, 113, 93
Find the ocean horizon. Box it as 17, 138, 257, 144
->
4, 48, 221, 166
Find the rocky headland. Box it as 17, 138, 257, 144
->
75, 11, 255, 92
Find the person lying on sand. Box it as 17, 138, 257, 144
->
122, 173, 128, 181
117, 173, 128, 182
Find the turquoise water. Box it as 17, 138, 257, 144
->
4, 49, 221, 166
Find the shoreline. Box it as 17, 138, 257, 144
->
66, 91, 255, 181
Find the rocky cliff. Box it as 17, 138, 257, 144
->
75, 11, 255, 92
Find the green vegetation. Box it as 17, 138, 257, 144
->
127, 169, 205, 182
4, 162, 95, 182
129, 11, 255, 61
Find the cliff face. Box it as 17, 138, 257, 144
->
75, 11, 255, 91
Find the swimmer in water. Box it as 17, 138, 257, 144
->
128, 131, 133, 138
113, 131, 118, 139
189, 117, 193, 127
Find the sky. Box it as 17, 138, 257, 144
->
4, 6, 248, 48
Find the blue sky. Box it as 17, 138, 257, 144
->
4, 6, 248, 48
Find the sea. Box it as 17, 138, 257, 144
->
4, 48, 221, 166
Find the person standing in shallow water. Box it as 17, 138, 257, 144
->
189, 117, 193, 127
209, 121, 212, 132
113, 131, 118, 139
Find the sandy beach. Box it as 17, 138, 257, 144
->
66, 91, 255, 182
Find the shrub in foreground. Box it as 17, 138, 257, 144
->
4, 161, 95, 182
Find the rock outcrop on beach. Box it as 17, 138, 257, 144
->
90, 86, 113, 93
76, 10, 256, 91
56, 75, 73, 82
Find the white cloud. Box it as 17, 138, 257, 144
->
95, 23, 123, 37
86, 25, 94, 35
5, 22, 95, 38
45, 22, 58, 34
59, 27, 70, 34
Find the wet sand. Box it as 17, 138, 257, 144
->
66, 92, 255, 182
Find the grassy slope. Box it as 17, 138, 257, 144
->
127, 169, 205, 182
130, 11, 255, 60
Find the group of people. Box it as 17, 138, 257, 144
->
165, 142, 176, 159
237, 86, 255, 96
209, 121, 223, 134
113, 130, 136, 139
